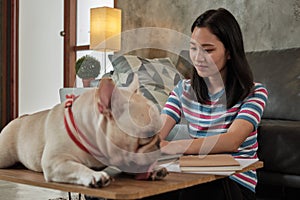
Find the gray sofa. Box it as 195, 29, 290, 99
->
246, 48, 300, 199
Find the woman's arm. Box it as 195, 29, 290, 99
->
160, 118, 253, 155
159, 114, 177, 140
160, 83, 268, 155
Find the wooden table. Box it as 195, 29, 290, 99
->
0, 161, 263, 200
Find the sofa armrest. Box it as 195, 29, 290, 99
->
257, 119, 300, 175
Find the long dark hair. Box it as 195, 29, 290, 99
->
190, 8, 253, 108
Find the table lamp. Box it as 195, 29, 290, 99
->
90, 7, 121, 74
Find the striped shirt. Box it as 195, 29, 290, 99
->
162, 79, 268, 192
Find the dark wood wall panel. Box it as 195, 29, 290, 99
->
0, 0, 18, 130
63, 0, 76, 87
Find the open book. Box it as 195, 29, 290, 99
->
179, 154, 242, 172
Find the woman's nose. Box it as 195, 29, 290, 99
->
195, 50, 205, 62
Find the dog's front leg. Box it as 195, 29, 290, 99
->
42, 159, 112, 187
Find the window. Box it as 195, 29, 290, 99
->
64, 0, 115, 88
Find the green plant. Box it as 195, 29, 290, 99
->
75, 55, 101, 79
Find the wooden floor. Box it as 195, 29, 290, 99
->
0, 180, 76, 200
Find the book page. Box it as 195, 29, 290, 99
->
160, 158, 259, 176
179, 154, 240, 167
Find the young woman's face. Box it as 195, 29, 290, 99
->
190, 27, 229, 79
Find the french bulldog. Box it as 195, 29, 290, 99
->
0, 75, 167, 187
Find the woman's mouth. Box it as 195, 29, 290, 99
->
194, 64, 209, 69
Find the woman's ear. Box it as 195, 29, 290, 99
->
226, 50, 231, 60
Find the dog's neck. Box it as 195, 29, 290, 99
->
64, 95, 103, 161
64, 94, 91, 154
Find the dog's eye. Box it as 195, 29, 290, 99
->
136, 131, 156, 138
138, 135, 154, 145
143, 131, 156, 138
145, 131, 156, 137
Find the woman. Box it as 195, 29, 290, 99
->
158, 8, 268, 200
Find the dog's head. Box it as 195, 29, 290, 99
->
92, 75, 162, 173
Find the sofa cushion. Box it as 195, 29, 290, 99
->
257, 119, 300, 175
246, 48, 300, 121
109, 55, 182, 110
257, 171, 300, 188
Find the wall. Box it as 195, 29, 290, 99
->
19, 0, 63, 115
18, 0, 114, 115
118, 0, 300, 54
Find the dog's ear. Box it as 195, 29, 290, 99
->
97, 75, 140, 117
127, 73, 140, 94
97, 78, 115, 114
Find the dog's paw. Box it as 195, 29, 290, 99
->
150, 166, 169, 180
89, 171, 112, 188
135, 166, 169, 180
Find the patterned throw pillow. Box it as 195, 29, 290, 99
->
109, 55, 182, 111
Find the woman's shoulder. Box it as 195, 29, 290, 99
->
172, 79, 191, 96
248, 82, 268, 100
253, 82, 268, 94
174, 79, 190, 89
177, 78, 190, 84
179, 79, 191, 87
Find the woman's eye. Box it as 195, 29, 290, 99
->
190, 47, 197, 51
204, 49, 213, 53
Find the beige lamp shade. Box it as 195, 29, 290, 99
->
90, 7, 121, 51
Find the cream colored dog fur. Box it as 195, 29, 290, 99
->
0, 76, 165, 187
